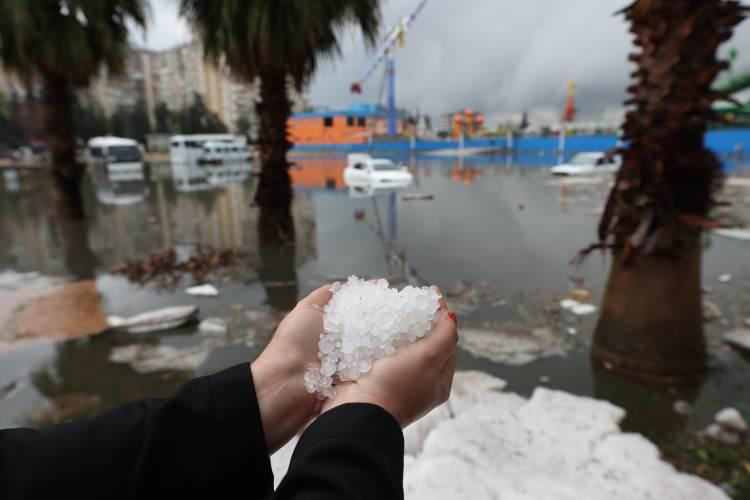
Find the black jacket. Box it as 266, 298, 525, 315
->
0, 363, 404, 499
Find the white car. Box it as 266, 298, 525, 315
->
550, 152, 620, 176
343, 154, 413, 186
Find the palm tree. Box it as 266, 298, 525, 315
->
181, 0, 381, 243
0, 0, 147, 210
588, 0, 745, 382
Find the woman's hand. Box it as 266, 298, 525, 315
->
251, 285, 332, 454
321, 288, 458, 428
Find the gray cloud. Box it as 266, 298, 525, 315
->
139, 0, 750, 125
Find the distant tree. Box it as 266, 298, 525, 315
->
0, 0, 147, 201
74, 97, 108, 141
181, 0, 381, 243
129, 99, 151, 143
235, 115, 252, 139
154, 102, 174, 133
177, 94, 227, 134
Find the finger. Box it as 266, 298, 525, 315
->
300, 284, 334, 310
422, 310, 459, 366
430, 285, 448, 311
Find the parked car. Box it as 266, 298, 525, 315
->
343, 154, 413, 186
550, 152, 620, 176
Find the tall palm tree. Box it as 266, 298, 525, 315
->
0, 0, 147, 211
589, 0, 745, 382
181, 0, 381, 243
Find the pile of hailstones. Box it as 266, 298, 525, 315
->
304, 277, 441, 398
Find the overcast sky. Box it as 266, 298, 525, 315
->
132, 0, 750, 125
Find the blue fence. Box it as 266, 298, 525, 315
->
292, 129, 750, 156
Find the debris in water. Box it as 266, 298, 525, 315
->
0, 381, 18, 400
539, 375, 550, 383
107, 305, 199, 334
199, 318, 228, 335
185, 284, 219, 297
566, 327, 577, 336
112, 246, 246, 287
401, 193, 435, 201
718, 274, 732, 283
30, 393, 101, 426
569, 288, 592, 301
560, 299, 597, 316
702, 301, 722, 322
304, 277, 440, 398
354, 210, 366, 220
673, 400, 693, 416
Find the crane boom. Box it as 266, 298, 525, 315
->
350, 0, 429, 136
351, 0, 428, 92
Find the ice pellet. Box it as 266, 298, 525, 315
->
305, 276, 441, 398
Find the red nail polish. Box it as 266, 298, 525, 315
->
447, 311, 457, 324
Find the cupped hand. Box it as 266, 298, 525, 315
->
321, 287, 458, 428
251, 285, 332, 453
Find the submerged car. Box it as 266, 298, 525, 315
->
550, 152, 620, 176
343, 154, 413, 186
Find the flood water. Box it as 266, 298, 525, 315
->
1, 156, 749, 445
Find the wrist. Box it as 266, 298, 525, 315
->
250, 357, 317, 454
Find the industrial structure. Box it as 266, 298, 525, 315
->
350, 0, 429, 136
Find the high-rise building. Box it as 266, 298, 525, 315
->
1, 40, 310, 136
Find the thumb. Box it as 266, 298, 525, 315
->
419, 310, 458, 367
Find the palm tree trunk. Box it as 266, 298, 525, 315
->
255, 68, 295, 244
590, 0, 744, 382
42, 73, 84, 220
593, 232, 706, 383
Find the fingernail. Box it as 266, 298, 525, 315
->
447, 311, 457, 324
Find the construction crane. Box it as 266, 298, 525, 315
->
350, 0, 429, 136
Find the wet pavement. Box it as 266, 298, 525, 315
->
0, 156, 749, 447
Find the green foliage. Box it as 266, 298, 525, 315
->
236, 115, 252, 139
661, 434, 750, 500
109, 100, 151, 143
152, 95, 228, 135
0, 0, 148, 86
180, 0, 381, 88
73, 97, 108, 141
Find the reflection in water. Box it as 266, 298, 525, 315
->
53, 172, 97, 280
29, 334, 190, 425
257, 236, 299, 312
591, 360, 702, 440
89, 162, 147, 206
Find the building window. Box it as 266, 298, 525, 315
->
357, 117, 366, 127
346, 116, 354, 127
323, 117, 334, 127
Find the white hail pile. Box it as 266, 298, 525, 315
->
304, 276, 441, 398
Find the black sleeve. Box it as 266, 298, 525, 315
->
0, 363, 272, 500
274, 403, 404, 500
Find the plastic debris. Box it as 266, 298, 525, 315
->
718, 274, 732, 283
107, 305, 199, 334
199, 318, 228, 335
185, 284, 219, 297
304, 276, 440, 398
560, 299, 597, 316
